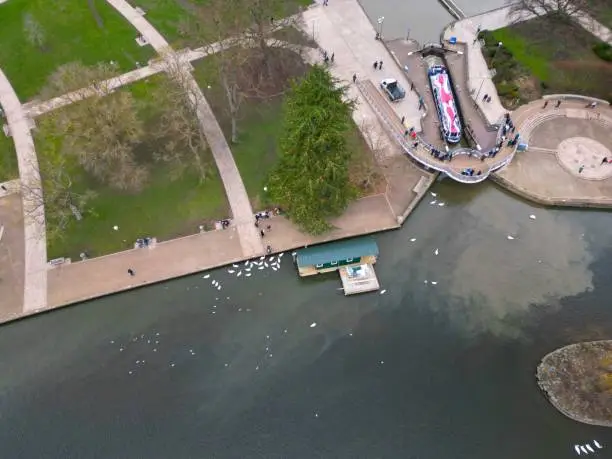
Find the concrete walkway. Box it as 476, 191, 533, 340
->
105, 0, 263, 258
492, 97, 612, 207
442, 7, 522, 125
300, 0, 423, 133
0, 68, 48, 312
574, 12, 612, 45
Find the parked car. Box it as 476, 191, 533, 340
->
380, 78, 406, 102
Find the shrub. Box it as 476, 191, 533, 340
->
593, 42, 612, 62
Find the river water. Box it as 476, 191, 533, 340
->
2, 3, 612, 457
1, 181, 612, 458
358, 0, 509, 44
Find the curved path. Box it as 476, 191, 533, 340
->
0, 69, 48, 312
492, 97, 612, 207
105, 0, 263, 258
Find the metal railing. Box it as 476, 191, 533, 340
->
357, 81, 492, 184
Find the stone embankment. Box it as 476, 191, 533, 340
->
537, 340, 612, 427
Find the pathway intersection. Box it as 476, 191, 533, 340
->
106, 0, 264, 258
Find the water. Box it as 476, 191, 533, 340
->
1, 181, 612, 458
358, 0, 510, 44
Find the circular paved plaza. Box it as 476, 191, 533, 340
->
557, 137, 612, 180
494, 99, 612, 206
522, 102, 612, 181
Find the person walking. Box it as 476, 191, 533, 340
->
578, 165, 584, 174
556, 100, 562, 108
128, 268, 135, 276
601, 157, 608, 165
373, 61, 378, 70
543, 100, 548, 109
410, 82, 414, 91
401, 116, 405, 124
330, 52, 334, 63
379, 60, 383, 70
483, 94, 488, 102
260, 229, 265, 237
352, 73, 357, 83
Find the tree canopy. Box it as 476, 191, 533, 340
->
268, 65, 355, 234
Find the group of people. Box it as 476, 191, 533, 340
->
461, 168, 482, 177
322, 50, 335, 65
431, 148, 452, 161
135, 237, 153, 248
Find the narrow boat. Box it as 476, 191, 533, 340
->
574, 445, 581, 455
427, 64, 462, 144
580, 446, 589, 454
585, 444, 595, 453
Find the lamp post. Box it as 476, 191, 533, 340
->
377, 16, 385, 40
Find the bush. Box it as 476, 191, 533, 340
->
497, 81, 519, 99
593, 42, 612, 62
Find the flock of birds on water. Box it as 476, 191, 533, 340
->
574, 440, 604, 455
202, 252, 286, 290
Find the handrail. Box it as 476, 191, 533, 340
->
356, 81, 493, 184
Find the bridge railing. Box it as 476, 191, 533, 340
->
356, 81, 491, 184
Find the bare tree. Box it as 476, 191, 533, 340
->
23, 13, 46, 50
23, 123, 97, 244
508, 0, 593, 24
183, 0, 306, 143
39, 61, 120, 100
149, 53, 210, 181
40, 62, 147, 191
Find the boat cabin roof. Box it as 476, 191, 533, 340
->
296, 237, 379, 267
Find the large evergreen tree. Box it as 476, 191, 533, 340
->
269, 66, 356, 234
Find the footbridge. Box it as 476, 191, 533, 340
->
358, 43, 516, 184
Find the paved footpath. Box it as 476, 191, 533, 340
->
0, 68, 48, 312
442, 7, 523, 125
492, 97, 612, 207
301, 0, 423, 133
105, 0, 263, 258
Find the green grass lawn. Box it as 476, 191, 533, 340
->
0, 134, 19, 183
41, 76, 228, 260
130, 0, 195, 45
0, 0, 156, 101
481, 16, 612, 108
129, 0, 314, 47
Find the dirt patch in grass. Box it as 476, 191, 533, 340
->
481, 16, 612, 109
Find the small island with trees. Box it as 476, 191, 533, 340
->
537, 340, 612, 427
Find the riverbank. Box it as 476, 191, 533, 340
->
537, 340, 612, 427
5, 164, 433, 324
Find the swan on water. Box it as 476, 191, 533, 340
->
593, 440, 603, 449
